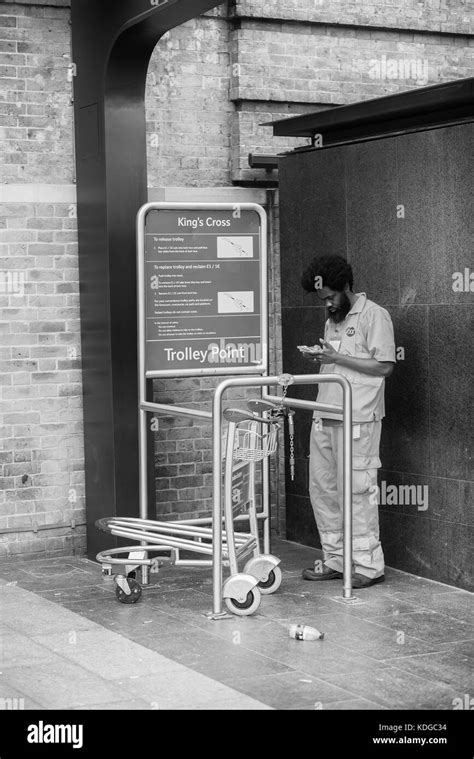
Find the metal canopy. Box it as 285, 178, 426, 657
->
265, 77, 474, 148
71, 0, 226, 559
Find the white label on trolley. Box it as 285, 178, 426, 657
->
231, 461, 251, 514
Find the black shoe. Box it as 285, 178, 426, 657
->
352, 573, 385, 589
302, 567, 343, 581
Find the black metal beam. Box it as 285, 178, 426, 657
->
71, 0, 225, 559
248, 153, 280, 169
265, 77, 474, 145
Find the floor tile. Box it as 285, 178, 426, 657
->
319, 667, 462, 710
0, 660, 132, 709
32, 584, 113, 603
366, 610, 474, 644
404, 590, 474, 624
155, 636, 294, 684
71, 698, 155, 710
120, 669, 271, 710
0, 631, 59, 668
201, 623, 391, 678
30, 629, 190, 680
387, 648, 474, 691
324, 593, 424, 621
381, 571, 465, 596
229, 670, 356, 710
0, 681, 44, 710
300, 611, 466, 660
1, 601, 101, 636
324, 697, 388, 710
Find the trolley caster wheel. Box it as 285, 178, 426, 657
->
257, 565, 283, 595
224, 587, 261, 617
115, 578, 142, 604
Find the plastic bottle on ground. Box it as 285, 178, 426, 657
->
289, 624, 324, 641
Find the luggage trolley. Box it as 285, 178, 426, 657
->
95, 371, 355, 614
95, 397, 284, 616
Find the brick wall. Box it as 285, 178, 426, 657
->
0, 0, 472, 556
230, 0, 474, 35
231, 24, 474, 105
0, 2, 74, 182
0, 2, 83, 558
146, 15, 234, 188
0, 196, 85, 557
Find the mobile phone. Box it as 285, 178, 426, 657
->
297, 345, 322, 353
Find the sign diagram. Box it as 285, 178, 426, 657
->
217, 237, 254, 258
218, 291, 254, 313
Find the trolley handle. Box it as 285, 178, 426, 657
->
223, 408, 279, 426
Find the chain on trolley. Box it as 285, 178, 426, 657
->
278, 374, 296, 481
249, 373, 296, 481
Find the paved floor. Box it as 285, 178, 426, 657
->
0, 538, 472, 711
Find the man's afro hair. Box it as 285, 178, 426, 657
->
301, 255, 354, 292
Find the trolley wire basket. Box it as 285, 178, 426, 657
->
232, 422, 279, 462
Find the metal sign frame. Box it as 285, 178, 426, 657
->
136, 202, 268, 380
136, 201, 268, 529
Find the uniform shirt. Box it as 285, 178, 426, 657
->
314, 293, 396, 423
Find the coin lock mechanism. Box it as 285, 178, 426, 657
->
247, 373, 296, 481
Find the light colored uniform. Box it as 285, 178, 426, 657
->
309, 293, 395, 578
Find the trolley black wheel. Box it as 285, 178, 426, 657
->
224, 587, 261, 616
257, 565, 283, 594
115, 577, 142, 604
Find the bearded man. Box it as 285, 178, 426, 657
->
299, 255, 395, 589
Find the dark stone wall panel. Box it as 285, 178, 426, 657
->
279, 122, 473, 590
382, 305, 430, 475
345, 140, 399, 306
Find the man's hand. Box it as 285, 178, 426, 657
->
315, 339, 339, 364
298, 340, 337, 365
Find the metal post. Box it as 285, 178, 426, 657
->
137, 210, 149, 523
211, 381, 226, 615
340, 377, 353, 599
223, 421, 239, 575
262, 453, 271, 554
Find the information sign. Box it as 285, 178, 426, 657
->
137, 203, 267, 376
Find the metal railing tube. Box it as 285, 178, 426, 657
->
140, 401, 212, 421
137, 210, 149, 524
212, 379, 230, 615
339, 375, 353, 599
262, 395, 343, 417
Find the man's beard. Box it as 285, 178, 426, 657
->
328, 292, 351, 323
